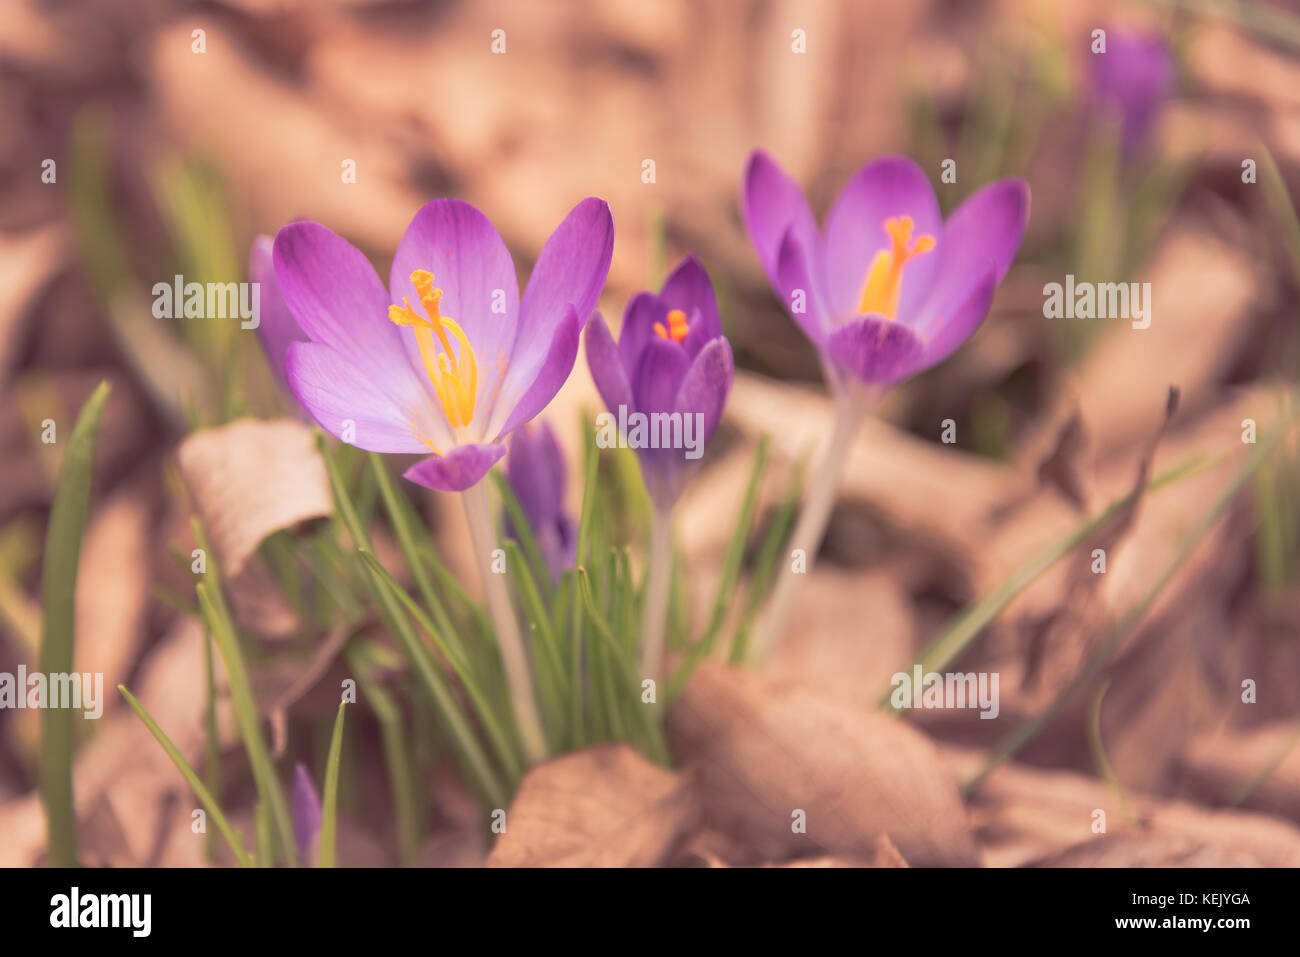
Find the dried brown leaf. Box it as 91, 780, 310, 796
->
669, 661, 977, 866
486, 744, 698, 867
177, 418, 331, 578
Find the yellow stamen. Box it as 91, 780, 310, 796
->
653, 308, 690, 343
856, 215, 936, 319
387, 269, 479, 429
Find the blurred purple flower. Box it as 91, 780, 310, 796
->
504, 420, 575, 581
266, 197, 614, 492
1087, 27, 1175, 152
741, 151, 1029, 392
249, 235, 307, 397
584, 255, 734, 509
290, 763, 321, 866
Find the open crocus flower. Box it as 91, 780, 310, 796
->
742, 151, 1028, 661
1087, 27, 1175, 153
505, 420, 575, 582
270, 197, 614, 492
584, 254, 734, 509
742, 151, 1029, 394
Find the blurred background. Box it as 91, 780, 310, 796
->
2, 0, 1300, 867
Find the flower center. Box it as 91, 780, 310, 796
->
388, 269, 479, 431
653, 308, 690, 343
857, 215, 936, 319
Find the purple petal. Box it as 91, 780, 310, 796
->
617, 292, 670, 374
742, 150, 821, 292
507, 421, 566, 530
286, 341, 438, 453
492, 305, 582, 439
404, 442, 507, 492
914, 179, 1029, 336
675, 336, 733, 444
658, 254, 721, 343
918, 268, 998, 371
389, 199, 519, 437
505, 422, 574, 580
1088, 29, 1175, 151
491, 199, 613, 434
821, 155, 942, 320
776, 228, 832, 345
633, 337, 691, 417
291, 763, 321, 866
249, 235, 306, 392
518, 197, 614, 330
825, 315, 927, 386
584, 312, 634, 415
272, 222, 429, 418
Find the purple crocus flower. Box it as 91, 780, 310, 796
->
504, 420, 575, 581
1087, 27, 1175, 153
290, 762, 321, 866
250, 235, 308, 401
741, 151, 1029, 393
583, 255, 734, 509
268, 198, 613, 492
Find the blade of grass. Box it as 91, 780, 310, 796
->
578, 569, 670, 764
318, 701, 347, 868
254, 802, 272, 868
349, 645, 422, 863
369, 454, 459, 644
118, 684, 252, 867
201, 618, 221, 864
198, 582, 297, 865
357, 549, 523, 782
39, 379, 110, 867
492, 470, 552, 597
568, 423, 601, 748
700, 435, 769, 655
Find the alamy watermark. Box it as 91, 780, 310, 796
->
152, 275, 260, 329
594, 405, 706, 459
0, 666, 104, 719
1043, 275, 1151, 330
50, 887, 151, 937
889, 665, 999, 719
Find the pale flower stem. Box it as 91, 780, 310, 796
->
750, 395, 867, 663
461, 480, 548, 766
639, 503, 674, 691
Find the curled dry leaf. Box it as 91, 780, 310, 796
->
177, 417, 332, 578
486, 744, 699, 868
948, 746, 1300, 868
669, 661, 977, 866
1179, 721, 1300, 825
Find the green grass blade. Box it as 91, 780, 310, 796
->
319, 701, 347, 868
39, 378, 110, 867
578, 570, 670, 764
118, 684, 252, 867
349, 646, 422, 863
369, 453, 460, 645
492, 471, 553, 597
254, 802, 272, 868
700, 435, 769, 655
357, 549, 523, 782
198, 582, 297, 865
